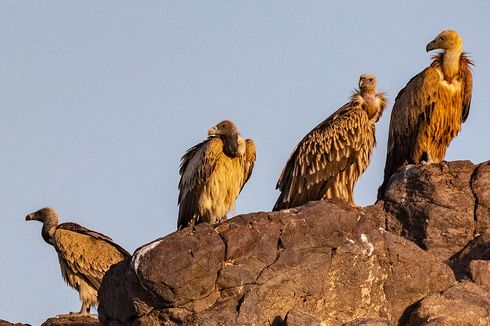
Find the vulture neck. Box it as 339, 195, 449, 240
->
441, 48, 462, 80
359, 89, 379, 122
41, 218, 58, 245
222, 133, 245, 158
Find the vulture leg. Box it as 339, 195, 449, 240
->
56, 301, 95, 318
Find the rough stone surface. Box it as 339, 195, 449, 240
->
99, 200, 455, 325
448, 232, 490, 280
98, 160, 490, 325
470, 260, 490, 290
381, 161, 477, 261
0, 320, 30, 326
282, 309, 323, 325
473, 162, 490, 234
342, 317, 392, 325
40, 316, 99, 326
408, 281, 490, 326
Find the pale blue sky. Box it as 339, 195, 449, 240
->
1, 2, 489, 325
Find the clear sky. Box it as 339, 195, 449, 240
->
1, 2, 489, 325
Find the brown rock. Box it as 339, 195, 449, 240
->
342, 317, 391, 325
473, 162, 490, 234
448, 233, 490, 280
470, 260, 490, 290
99, 200, 455, 325
40, 316, 98, 326
408, 281, 490, 326
0, 320, 30, 326
382, 161, 476, 261
283, 309, 323, 325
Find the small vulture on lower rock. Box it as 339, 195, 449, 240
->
273, 74, 387, 210
178, 120, 256, 229
26, 207, 130, 317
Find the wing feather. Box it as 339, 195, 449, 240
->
274, 103, 369, 210
177, 138, 223, 228
380, 67, 440, 192
240, 139, 256, 191
459, 53, 473, 122
53, 225, 129, 290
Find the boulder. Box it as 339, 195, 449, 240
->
0, 320, 30, 326
99, 200, 455, 325
381, 161, 476, 261
469, 260, 490, 290
448, 232, 490, 280
40, 317, 98, 326
408, 281, 490, 326
282, 309, 323, 326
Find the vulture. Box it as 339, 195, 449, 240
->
26, 207, 130, 317
273, 74, 387, 210
378, 30, 473, 198
177, 120, 256, 229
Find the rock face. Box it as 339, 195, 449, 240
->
408, 281, 490, 326
0, 320, 31, 326
41, 317, 99, 326
98, 160, 490, 325
380, 161, 489, 261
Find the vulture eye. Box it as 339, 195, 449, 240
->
440, 36, 445, 40
369, 78, 373, 82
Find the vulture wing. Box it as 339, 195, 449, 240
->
459, 54, 473, 122
241, 139, 256, 191
54, 223, 130, 290
383, 67, 441, 182
274, 103, 368, 210
177, 138, 223, 228
380, 54, 472, 199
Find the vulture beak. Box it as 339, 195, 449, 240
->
359, 80, 365, 88
208, 126, 218, 136
26, 213, 34, 221
426, 40, 436, 52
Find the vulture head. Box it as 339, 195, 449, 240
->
26, 207, 59, 244
359, 74, 377, 94
426, 30, 462, 52
208, 120, 245, 157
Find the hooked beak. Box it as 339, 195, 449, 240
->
26, 213, 35, 221
208, 126, 218, 136
426, 40, 436, 52
359, 80, 365, 88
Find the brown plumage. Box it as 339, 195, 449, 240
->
273, 74, 387, 210
378, 30, 473, 198
26, 207, 130, 317
177, 120, 256, 229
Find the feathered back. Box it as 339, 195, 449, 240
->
274, 89, 386, 210
378, 53, 473, 199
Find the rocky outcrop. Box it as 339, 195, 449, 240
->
0, 320, 30, 326
380, 160, 490, 261
41, 317, 99, 326
408, 281, 490, 325
98, 160, 490, 325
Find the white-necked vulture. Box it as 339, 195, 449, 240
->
177, 120, 256, 229
273, 74, 387, 210
26, 207, 130, 317
378, 30, 473, 198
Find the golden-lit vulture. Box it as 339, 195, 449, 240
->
273, 74, 387, 210
177, 120, 256, 229
378, 30, 473, 198
26, 207, 130, 317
